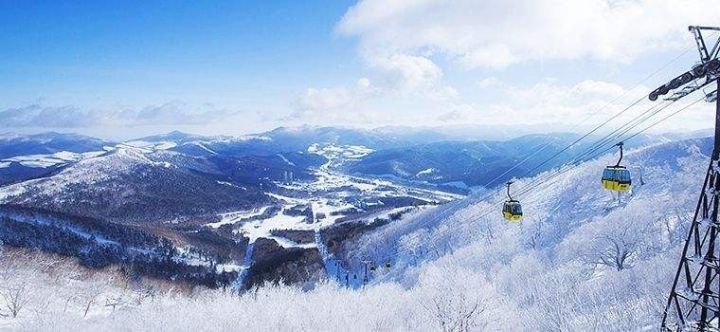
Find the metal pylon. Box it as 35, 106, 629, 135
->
662, 80, 720, 331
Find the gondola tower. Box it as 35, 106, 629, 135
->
651, 26, 720, 331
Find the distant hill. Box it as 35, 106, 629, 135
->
346, 132, 657, 188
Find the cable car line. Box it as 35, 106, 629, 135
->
520, 99, 694, 199
483, 91, 652, 190
355, 92, 698, 270
621, 95, 707, 144
582, 100, 672, 154
340, 44, 709, 282
519, 96, 646, 179
444, 46, 702, 225
467, 94, 651, 212
476, 46, 694, 195
578, 100, 676, 159
488, 46, 702, 205
514, 93, 700, 197
476, 95, 697, 221
366, 93, 702, 276
517, 95, 705, 204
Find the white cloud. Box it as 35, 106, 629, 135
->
438, 79, 649, 130
0, 102, 243, 128
295, 87, 353, 113
370, 54, 443, 91
291, 78, 380, 119
357, 77, 371, 89
288, 0, 717, 132
291, 54, 457, 122
338, 0, 720, 69
504, 79, 628, 107
477, 77, 504, 89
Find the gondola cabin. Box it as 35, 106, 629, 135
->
602, 142, 631, 192
601, 166, 631, 192
502, 200, 523, 222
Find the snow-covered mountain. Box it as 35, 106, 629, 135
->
347, 133, 659, 189
0, 147, 275, 222
0, 129, 465, 291
0, 131, 714, 330
0, 134, 711, 331
342, 136, 712, 330
0, 132, 111, 185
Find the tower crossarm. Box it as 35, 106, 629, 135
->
650, 26, 720, 103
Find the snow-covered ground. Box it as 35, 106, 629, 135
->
198, 144, 464, 290
344, 137, 712, 330
207, 144, 462, 253
0, 140, 179, 170
206, 207, 272, 229
0, 151, 106, 168
0, 137, 713, 331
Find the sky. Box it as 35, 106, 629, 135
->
1, 0, 719, 140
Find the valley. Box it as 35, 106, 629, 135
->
208, 143, 462, 288
0, 131, 466, 290
0, 128, 685, 292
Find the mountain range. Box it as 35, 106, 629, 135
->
0, 126, 696, 291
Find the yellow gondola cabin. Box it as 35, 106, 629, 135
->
601, 142, 632, 192
502, 200, 523, 222
502, 181, 523, 222
601, 166, 631, 192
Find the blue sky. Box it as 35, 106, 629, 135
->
1, 0, 719, 139
0, 1, 358, 107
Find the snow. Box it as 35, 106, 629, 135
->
234, 207, 309, 246
242, 143, 463, 251
228, 148, 461, 250
216, 181, 247, 190
1, 135, 710, 331
0, 142, 188, 201
233, 242, 256, 289
266, 192, 307, 205
205, 206, 271, 228
122, 140, 177, 151
173, 247, 242, 273
0, 184, 26, 203
230, 199, 352, 248
416, 168, 435, 177
277, 153, 296, 166
342, 137, 713, 329
2, 150, 106, 168
442, 181, 469, 189
235, 135, 272, 142
154, 141, 177, 150
191, 142, 218, 154
308, 143, 373, 161
0, 209, 118, 246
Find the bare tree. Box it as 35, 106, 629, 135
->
419, 263, 489, 332
75, 289, 103, 317
664, 208, 691, 246
422, 288, 486, 332
570, 211, 654, 271
105, 295, 128, 313
526, 217, 544, 249
589, 235, 636, 270
1, 283, 29, 318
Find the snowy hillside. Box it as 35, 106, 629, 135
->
345, 137, 712, 329
0, 130, 467, 294
0, 145, 268, 222
0, 136, 712, 331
